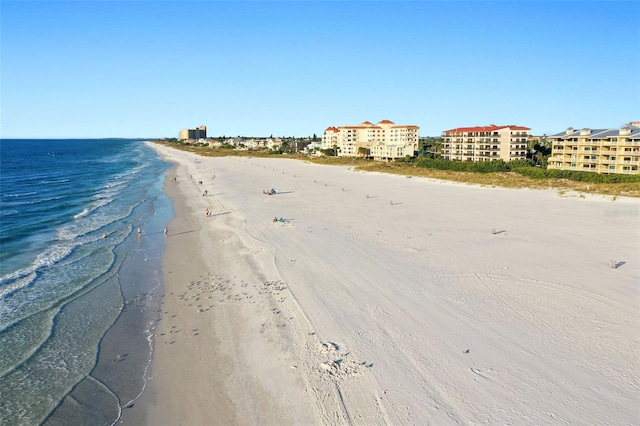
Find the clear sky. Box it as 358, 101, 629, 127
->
2, 1, 639, 139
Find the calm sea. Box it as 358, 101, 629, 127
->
0, 139, 172, 425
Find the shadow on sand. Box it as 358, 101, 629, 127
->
210, 211, 231, 217
167, 229, 199, 237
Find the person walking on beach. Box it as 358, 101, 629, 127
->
164, 226, 168, 236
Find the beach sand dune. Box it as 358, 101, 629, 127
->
130, 144, 639, 425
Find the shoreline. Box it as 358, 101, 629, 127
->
120, 162, 239, 424
124, 149, 318, 424
40, 145, 172, 426
129, 143, 639, 425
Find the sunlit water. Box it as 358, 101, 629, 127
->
0, 139, 172, 425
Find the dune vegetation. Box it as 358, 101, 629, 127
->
155, 142, 640, 198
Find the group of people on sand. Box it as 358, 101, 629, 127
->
205, 208, 212, 217
264, 188, 285, 222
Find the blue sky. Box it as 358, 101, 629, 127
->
2, 1, 639, 138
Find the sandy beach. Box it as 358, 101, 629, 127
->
125, 143, 639, 425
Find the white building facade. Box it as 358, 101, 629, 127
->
321, 120, 419, 160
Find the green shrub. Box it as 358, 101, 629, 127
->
415, 157, 640, 183
416, 158, 516, 173
512, 167, 640, 183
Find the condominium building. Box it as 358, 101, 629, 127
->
547, 123, 640, 174
441, 125, 530, 162
179, 125, 207, 141
321, 120, 419, 161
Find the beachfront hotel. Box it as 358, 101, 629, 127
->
546, 123, 640, 175
441, 125, 530, 162
321, 120, 419, 161
179, 125, 207, 141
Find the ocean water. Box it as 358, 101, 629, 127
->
0, 139, 172, 425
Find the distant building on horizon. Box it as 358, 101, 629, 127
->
547, 123, 639, 175
179, 125, 207, 141
321, 119, 419, 161
441, 125, 530, 162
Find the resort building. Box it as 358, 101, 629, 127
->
441, 125, 530, 162
321, 120, 419, 161
547, 123, 640, 174
179, 125, 207, 141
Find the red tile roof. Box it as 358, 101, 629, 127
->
341, 125, 382, 129
326, 121, 419, 131
443, 125, 530, 133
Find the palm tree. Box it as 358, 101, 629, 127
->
279, 140, 291, 154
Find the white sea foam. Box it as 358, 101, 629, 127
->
3, 192, 37, 198
0, 271, 37, 301
34, 242, 76, 270
1, 194, 65, 207
72, 198, 109, 220
63, 200, 135, 241
0, 242, 76, 289
39, 178, 70, 184
73, 207, 92, 220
